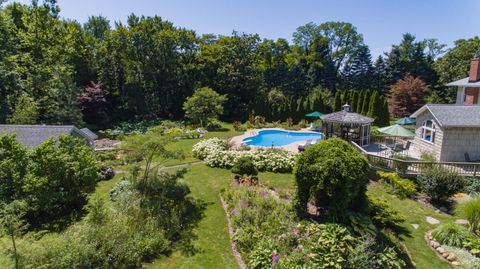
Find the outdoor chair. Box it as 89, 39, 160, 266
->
298, 140, 312, 152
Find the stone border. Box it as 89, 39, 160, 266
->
425, 231, 461, 267
229, 127, 322, 153
219, 195, 248, 269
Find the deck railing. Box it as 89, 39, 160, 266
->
350, 141, 480, 177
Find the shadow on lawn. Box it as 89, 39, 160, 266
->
168, 198, 209, 257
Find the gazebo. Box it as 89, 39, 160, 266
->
321, 104, 375, 146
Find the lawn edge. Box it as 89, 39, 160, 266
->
220, 194, 248, 269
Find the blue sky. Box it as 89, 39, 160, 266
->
7, 0, 480, 57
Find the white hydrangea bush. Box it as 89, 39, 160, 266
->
193, 138, 296, 173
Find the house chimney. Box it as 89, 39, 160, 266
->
469, 54, 480, 82
342, 103, 350, 112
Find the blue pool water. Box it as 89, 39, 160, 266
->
242, 130, 323, 147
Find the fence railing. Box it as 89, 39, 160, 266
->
350, 141, 480, 177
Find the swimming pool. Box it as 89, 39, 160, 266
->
242, 130, 323, 147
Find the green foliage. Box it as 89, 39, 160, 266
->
457, 196, 480, 234
376, 171, 417, 198
464, 177, 480, 196
368, 197, 405, 230
0, 135, 28, 202
24, 135, 99, 225
231, 157, 258, 177
7, 94, 39, 124
100, 119, 163, 138
367, 90, 381, 122
183, 87, 227, 127
294, 138, 370, 220
222, 184, 405, 269
334, 91, 342, 111
431, 222, 473, 248
417, 166, 464, 202
0, 134, 99, 226
0, 200, 28, 269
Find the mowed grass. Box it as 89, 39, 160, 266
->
367, 183, 454, 269
147, 165, 238, 269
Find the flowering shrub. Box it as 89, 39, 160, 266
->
221, 184, 406, 268
193, 138, 296, 173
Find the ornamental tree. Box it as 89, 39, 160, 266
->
294, 138, 370, 220
388, 74, 429, 118
183, 87, 227, 127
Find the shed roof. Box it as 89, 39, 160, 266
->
321, 111, 374, 125
0, 125, 93, 148
410, 104, 480, 128
80, 128, 98, 140
446, 77, 480, 87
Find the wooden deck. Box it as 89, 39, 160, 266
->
351, 141, 480, 177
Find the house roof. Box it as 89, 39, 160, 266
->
410, 104, 480, 128
446, 77, 480, 87
0, 125, 94, 148
321, 111, 374, 125
80, 128, 98, 140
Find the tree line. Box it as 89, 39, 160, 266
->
0, 1, 479, 127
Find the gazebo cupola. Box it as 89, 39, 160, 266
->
321, 103, 374, 146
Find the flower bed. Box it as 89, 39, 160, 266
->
192, 138, 296, 173
221, 184, 405, 268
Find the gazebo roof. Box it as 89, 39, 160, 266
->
321, 111, 374, 125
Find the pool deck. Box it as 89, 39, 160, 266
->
229, 128, 321, 153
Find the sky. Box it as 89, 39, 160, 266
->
7, 0, 480, 58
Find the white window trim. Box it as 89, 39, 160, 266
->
420, 120, 435, 144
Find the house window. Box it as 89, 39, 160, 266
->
421, 120, 435, 143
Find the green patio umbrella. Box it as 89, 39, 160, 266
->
396, 117, 416, 125
377, 124, 415, 137
305, 111, 324, 117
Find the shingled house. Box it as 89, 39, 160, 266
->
0, 125, 97, 148
410, 56, 480, 162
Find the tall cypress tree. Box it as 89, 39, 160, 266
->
351, 91, 359, 112
367, 91, 383, 124
357, 90, 364, 114
334, 91, 342, 111
361, 90, 371, 115
379, 97, 390, 127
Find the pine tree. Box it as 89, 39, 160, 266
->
361, 90, 371, 115
367, 91, 383, 124
334, 91, 342, 111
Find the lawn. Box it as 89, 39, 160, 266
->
367, 183, 454, 269
93, 123, 455, 268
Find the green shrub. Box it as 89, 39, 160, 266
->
431, 223, 473, 248
294, 138, 370, 220
231, 157, 258, 177
464, 238, 480, 257
376, 171, 417, 198
464, 177, 480, 195
417, 166, 464, 202
368, 197, 405, 230
457, 196, 480, 234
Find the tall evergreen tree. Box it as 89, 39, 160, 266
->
333, 91, 342, 111
350, 91, 359, 112
343, 45, 373, 90
378, 97, 390, 127
361, 90, 371, 115
356, 90, 365, 114
367, 91, 383, 124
